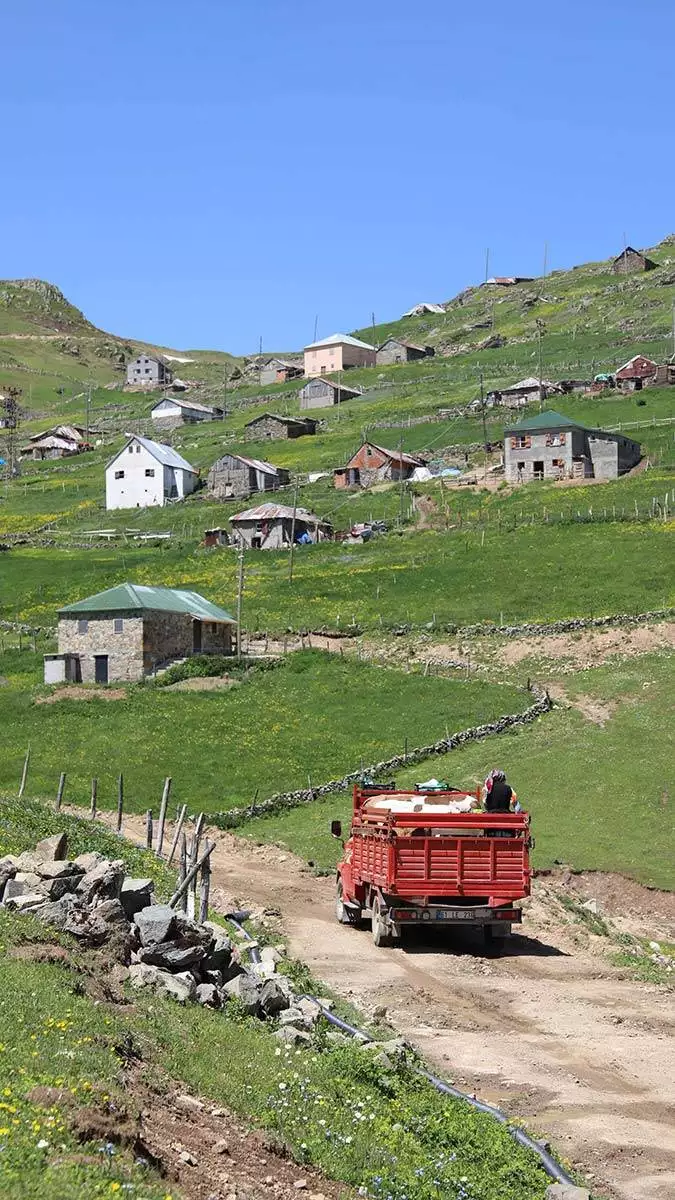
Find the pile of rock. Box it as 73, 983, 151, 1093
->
0, 834, 321, 1039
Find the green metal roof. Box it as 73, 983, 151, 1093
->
59, 583, 236, 623
503, 409, 590, 433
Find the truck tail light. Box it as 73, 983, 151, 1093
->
392, 909, 418, 921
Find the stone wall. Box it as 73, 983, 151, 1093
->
58, 614, 144, 682
143, 611, 232, 668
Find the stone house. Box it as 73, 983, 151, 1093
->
44, 583, 236, 684
303, 333, 375, 378
375, 338, 435, 366
105, 435, 198, 510
150, 397, 224, 425
611, 246, 658, 274
20, 424, 94, 461
206, 452, 290, 501
126, 354, 174, 388
503, 410, 641, 484
614, 354, 658, 391
243, 413, 318, 441
229, 502, 331, 550
333, 441, 425, 489
487, 376, 561, 407
298, 378, 362, 410
259, 359, 304, 386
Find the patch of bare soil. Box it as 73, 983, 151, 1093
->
36, 686, 127, 704
165, 676, 240, 692
497, 622, 675, 670
101, 811, 675, 1200
134, 1070, 349, 1200
544, 867, 675, 940
545, 681, 618, 725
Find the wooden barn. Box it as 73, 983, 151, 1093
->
375, 338, 435, 366
298, 377, 362, 410
229, 502, 331, 550
333, 441, 425, 489
244, 413, 318, 441
615, 354, 658, 391
206, 453, 290, 500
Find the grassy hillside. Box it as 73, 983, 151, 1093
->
240, 651, 675, 890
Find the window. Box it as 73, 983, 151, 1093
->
114, 617, 124, 633
145, 468, 155, 477
145, 368, 150, 374
546, 432, 566, 447
511, 435, 531, 449
135, 445, 141, 453
128, 445, 134, 454
114, 469, 125, 479
78, 618, 88, 634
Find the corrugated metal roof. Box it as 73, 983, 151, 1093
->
59, 583, 236, 622
368, 441, 425, 467
108, 435, 197, 473
222, 452, 281, 474
230, 501, 325, 523
151, 397, 216, 415
301, 378, 362, 396
304, 332, 375, 351
244, 412, 316, 429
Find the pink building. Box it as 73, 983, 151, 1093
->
303, 332, 376, 377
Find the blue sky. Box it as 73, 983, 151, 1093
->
2, 1, 674, 353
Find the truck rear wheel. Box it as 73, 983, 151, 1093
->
336, 878, 361, 926
371, 896, 391, 947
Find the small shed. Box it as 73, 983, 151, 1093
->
259, 359, 304, 386
487, 376, 561, 406
229, 502, 331, 550
298, 378, 362, 410
611, 247, 658, 274
206, 453, 290, 500
375, 338, 435, 366
243, 413, 318, 441
484, 276, 534, 286
614, 354, 658, 391
401, 302, 445, 317
334, 441, 425, 489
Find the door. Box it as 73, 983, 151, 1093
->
533, 460, 544, 479
94, 655, 109, 684
193, 621, 202, 652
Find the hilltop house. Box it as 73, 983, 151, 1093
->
611, 246, 658, 274
298, 378, 362, 410
44, 583, 235, 685
20, 424, 95, 461
207, 452, 290, 501
259, 358, 304, 386
487, 377, 561, 407
244, 413, 318, 441
401, 302, 445, 317
484, 276, 534, 286
126, 354, 173, 388
105, 435, 198, 510
375, 338, 435, 366
229, 502, 331, 551
303, 333, 375, 378
150, 396, 223, 425
503, 410, 641, 484
334, 441, 425, 489
614, 354, 658, 391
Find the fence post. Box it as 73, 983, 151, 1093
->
170, 841, 215, 910
178, 834, 188, 913
90, 779, 97, 821
18, 748, 30, 799
55, 772, 66, 812
156, 777, 171, 856
116, 774, 124, 833
145, 810, 153, 850
167, 804, 187, 865
199, 841, 212, 923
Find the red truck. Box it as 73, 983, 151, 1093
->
333, 784, 533, 947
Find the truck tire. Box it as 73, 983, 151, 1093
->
371, 896, 391, 947
335, 878, 361, 927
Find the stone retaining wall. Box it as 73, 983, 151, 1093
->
212, 687, 553, 830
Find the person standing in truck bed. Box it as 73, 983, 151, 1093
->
483, 769, 519, 812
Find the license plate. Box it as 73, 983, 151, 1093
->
435, 909, 474, 920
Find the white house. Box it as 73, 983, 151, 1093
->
150, 396, 223, 425
105, 435, 199, 511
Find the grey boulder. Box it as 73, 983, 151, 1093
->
128, 963, 195, 1004
273, 1026, 311, 1047
135, 904, 175, 947
35, 833, 68, 861
31, 894, 82, 930
139, 940, 206, 971
545, 1188, 590, 1200
4, 878, 41, 902
195, 983, 220, 1008
4, 892, 45, 912
74, 851, 105, 872
221, 973, 262, 1015
120, 878, 154, 919
77, 859, 125, 905
259, 978, 291, 1018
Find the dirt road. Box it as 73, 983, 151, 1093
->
98, 811, 675, 1200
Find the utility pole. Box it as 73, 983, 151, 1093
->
1, 386, 22, 480
313, 314, 318, 343
85, 382, 92, 442
480, 371, 488, 481
542, 241, 548, 280
671, 299, 675, 361
258, 336, 263, 385
371, 311, 376, 353
235, 548, 245, 662
288, 475, 300, 583
398, 434, 405, 526
484, 247, 490, 284
535, 319, 545, 408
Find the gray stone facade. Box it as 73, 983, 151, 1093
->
504, 427, 640, 483
126, 355, 173, 388
55, 610, 232, 683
